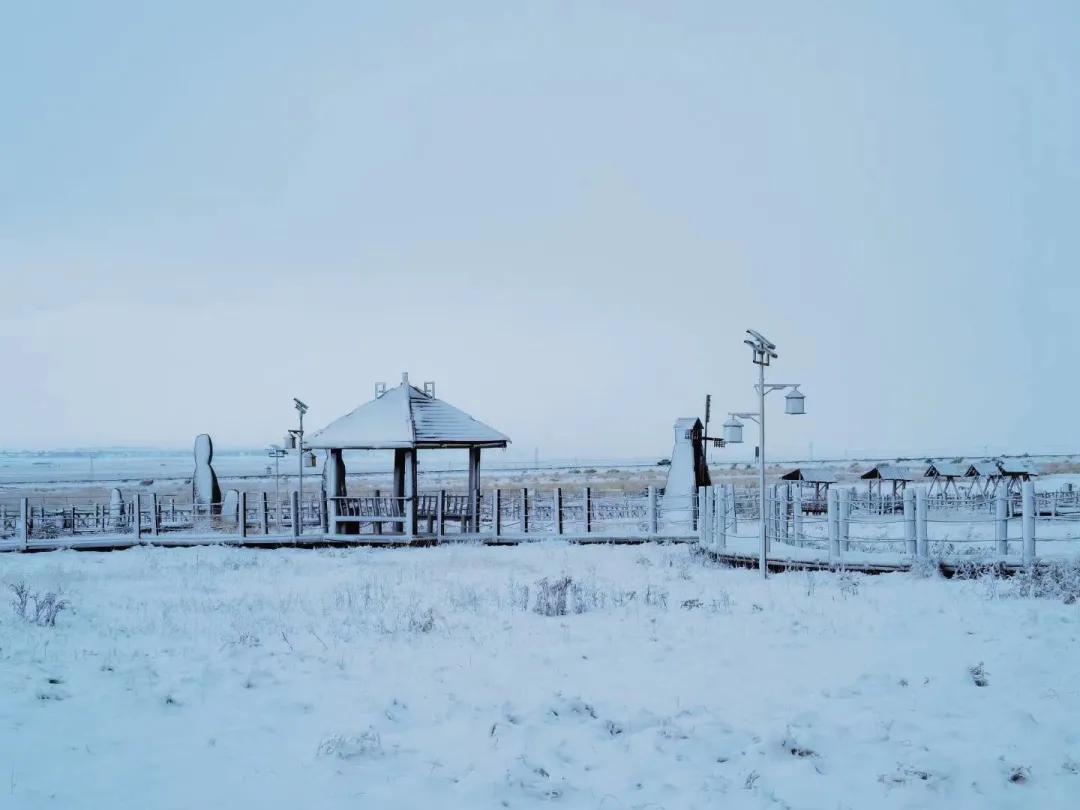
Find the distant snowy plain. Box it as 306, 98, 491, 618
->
1, 543, 1077, 809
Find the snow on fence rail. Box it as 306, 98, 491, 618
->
2, 481, 1079, 564
698, 480, 1080, 566
0, 485, 695, 551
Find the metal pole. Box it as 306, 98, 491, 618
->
297, 410, 304, 538
758, 360, 767, 577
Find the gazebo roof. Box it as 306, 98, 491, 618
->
861, 464, 920, 481
925, 461, 970, 478
967, 461, 1003, 477
997, 459, 1040, 477
780, 467, 838, 484
306, 380, 510, 450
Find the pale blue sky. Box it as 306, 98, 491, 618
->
1, 1, 1077, 459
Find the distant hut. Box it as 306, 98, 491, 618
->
996, 459, 1041, 496
779, 468, 837, 512
860, 464, 920, 498
965, 460, 1005, 496
924, 461, 970, 497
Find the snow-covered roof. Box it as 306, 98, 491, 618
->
780, 468, 838, 484
860, 464, 920, 481
997, 459, 1040, 477
967, 461, 1002, 478
925, 462, 969, 478
305, 381, 510, 450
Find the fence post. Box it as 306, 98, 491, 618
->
827, 489, 839, 563
698, 486, 709, 547
238, 491, 247, 540
436, 490, 445, 540
647, 485, 658, 536
19, 497, 29, 550
793, 487, 803, 545
493, 489, 502, 537
404, 487, 416, 540
838, 487, 850, 552
150, 493, 160, 537
134, 493, 142, 543
520, 488, 528, 534
915, 487, 928, 559
584, 487, 592, 534
995, 489, 1008, 556
903, 487, 915, 556
1022, 481, 1035, 564
291, 490, 300, 540
553, 488, 563, 535
730, 483, 738, 534
716, 485, 727, 551
261, 492, 269, 535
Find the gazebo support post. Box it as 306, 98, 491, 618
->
393, 449, 407, 535
468, 446, 481, 533
404, 448, 417, 538
324, 449, 345, 537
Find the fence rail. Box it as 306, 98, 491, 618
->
698, 480, 1080, 567
2, 481, 1078, 563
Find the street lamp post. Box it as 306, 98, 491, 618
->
289, 398, 308, 535
725, 330, 806, 579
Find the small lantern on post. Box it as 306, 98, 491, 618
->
784, 387, 806, 415
305, 450, 317, 468
722, 417, 744, 444
283, 433, 297, 450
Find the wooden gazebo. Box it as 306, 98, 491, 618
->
305, 374, 510, 537
966, 461, 1004, 496
996, 459, 1040, 496
860, 464, 920, 498
779, 467, 837, 509
924, 461, 969, 497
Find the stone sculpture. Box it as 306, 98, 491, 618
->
192, 434, 222, 517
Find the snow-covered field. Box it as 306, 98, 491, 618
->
1, 543, 1078, 809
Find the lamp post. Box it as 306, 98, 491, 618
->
724, 330, 806, 578
288, 398, 308, 535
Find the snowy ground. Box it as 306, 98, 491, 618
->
1, 543, 1078, 809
